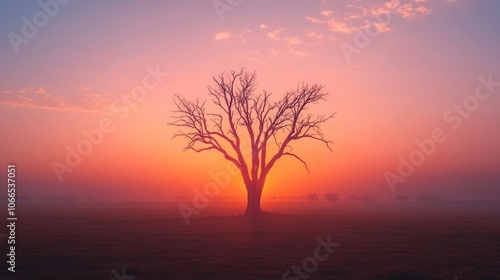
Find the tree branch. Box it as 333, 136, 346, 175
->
169, 70, 335, 188
282, 152, 310, 174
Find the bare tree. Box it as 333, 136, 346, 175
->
169, 69, 335, 216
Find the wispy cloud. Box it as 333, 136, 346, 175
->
302, 0, 443, 37
306, 16, 323, 24
289, 49, 309, 57
306, 29, 325, 43
373, 22, 392, 32
368, 0, 432, 18
214, 31, 231, 41
320, 10, 333, 16
0, 87, 111, 113
266, 28, 285, 40
396, 3, 432, 19
328, 19, 357, 34
234, 50, 268, 64
283, 36, 302, 46
238, 29, 251, 43
219, 0, 456, 62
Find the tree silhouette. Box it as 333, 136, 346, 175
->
169, 69, 334, 215
308, 194, 319, 203
324, 192, 340, 202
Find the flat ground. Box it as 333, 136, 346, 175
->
1, 202, 499, 279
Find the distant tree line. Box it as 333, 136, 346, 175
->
175, 193, 447, 203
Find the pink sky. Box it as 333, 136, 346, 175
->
1, 0, 499, 202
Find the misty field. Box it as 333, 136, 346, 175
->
3, 202, 500, 280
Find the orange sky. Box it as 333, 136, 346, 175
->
1, 0, 500, 202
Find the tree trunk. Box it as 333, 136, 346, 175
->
244, 182, 263, 216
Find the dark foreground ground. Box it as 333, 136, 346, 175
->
0, 202, 499, 279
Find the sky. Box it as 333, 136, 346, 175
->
0, 0, 499, 202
